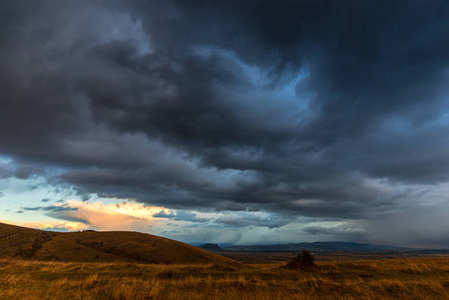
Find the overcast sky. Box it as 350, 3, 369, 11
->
1, 0, 449, 247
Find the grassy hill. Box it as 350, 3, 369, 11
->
0, 222, 234, 264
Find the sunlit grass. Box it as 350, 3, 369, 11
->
1, 257, 449, 299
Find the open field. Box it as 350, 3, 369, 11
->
220, 250, 449, 264
2, 256, 449, 299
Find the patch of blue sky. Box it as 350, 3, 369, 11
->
0, 167, 94, 223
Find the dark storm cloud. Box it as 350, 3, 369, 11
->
14, 165, 46, 180
153, 210, 209, 223
1, 0, 449, 244
302, 225, 365, 238
215, 212, 289, 228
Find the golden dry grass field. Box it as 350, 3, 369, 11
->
1, 256, 449, 299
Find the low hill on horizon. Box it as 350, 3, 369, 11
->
198, 243, 224, 252
0, 222, 234, 264
223, 241, 412, 251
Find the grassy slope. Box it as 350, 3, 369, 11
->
0, 222, 58, 257
0, 222, 233, 264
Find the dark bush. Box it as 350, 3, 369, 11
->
285, 249, 317, 270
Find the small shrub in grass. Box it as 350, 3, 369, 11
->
285, 249, 317, 270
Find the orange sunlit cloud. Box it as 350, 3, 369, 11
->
47, 200, 172, 232
0, 219, 90, 231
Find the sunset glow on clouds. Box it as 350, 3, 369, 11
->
58, 200, 170, 231
17, 200, 288, 234
0, 219, 90, 232
2, 196, 179, 233
27, 200, 175, 232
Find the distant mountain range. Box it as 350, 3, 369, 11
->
199, 242, 411, 252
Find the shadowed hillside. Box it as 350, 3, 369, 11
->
0, 222, 234, 264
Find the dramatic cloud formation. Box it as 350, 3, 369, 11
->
26, 200, 169, 231
1, 0, 449, 247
